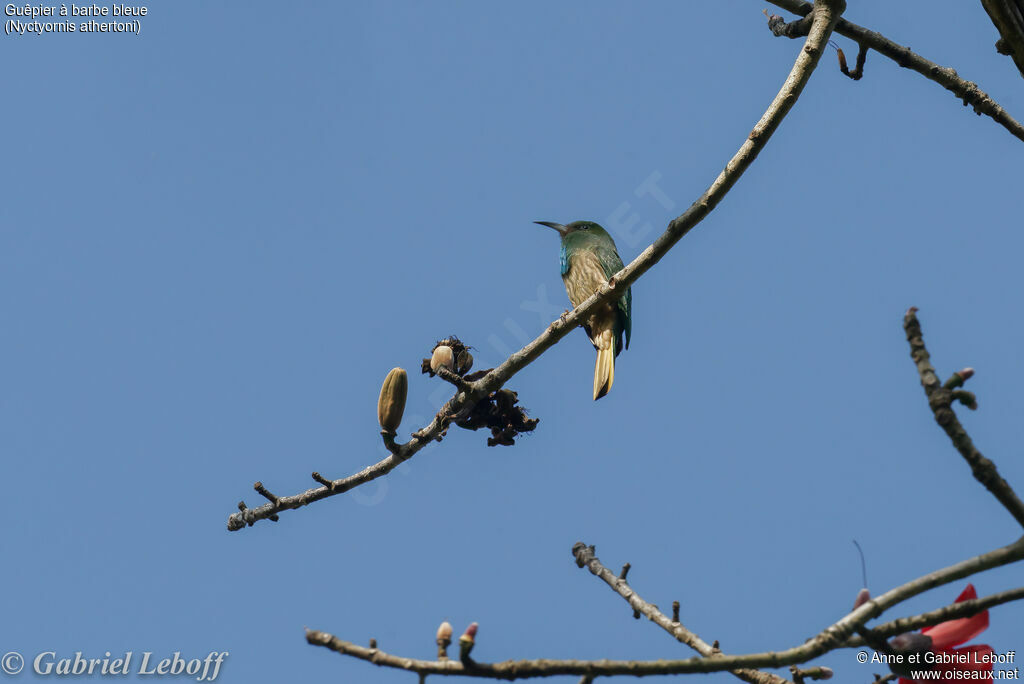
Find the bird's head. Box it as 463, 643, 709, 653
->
534, 220, 612, 241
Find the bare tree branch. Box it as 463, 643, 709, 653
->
789, 666, 834, 683
307, 537, 1024, 678
226, 0, 847, 532
980, 0, 1024, 79
220, 2, 1024, 681
903, 308, 1024, 529
570, 543, 791, 684
766, 0, 1024, 143
842, 586, 1024, 647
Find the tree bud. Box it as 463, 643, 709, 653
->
436, 620, 453, 659
459, 622, 478, 660
437, 621, 453, 642
377, 368, 408, 433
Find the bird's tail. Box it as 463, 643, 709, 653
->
593, 329, 615, 400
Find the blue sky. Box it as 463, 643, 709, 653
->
3, 2, 1023, 683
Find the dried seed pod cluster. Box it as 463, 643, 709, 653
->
422, 336, 473, 377
416, 335, 539, 446
456, 388, 539, 446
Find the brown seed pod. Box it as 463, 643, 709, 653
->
430, 345, 455, 373
377, 367, 408, 433
422, 336, 473, 376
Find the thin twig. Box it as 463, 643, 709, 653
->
436, 366, 473, 393
789, 665, 833, 682
766, 0, 1024, 143
253, 481, 278, 504
903, 308, 1024, 529
311, 472, 334, 489
226, 0, 846, 532
836, 43, 868, 80
853, 626, 891, 655
307, 536, 1024, 678
842, 586, 1024, 646
571, 543, 791, 684
765, 8, 814, 38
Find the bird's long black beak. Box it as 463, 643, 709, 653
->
534, 220, 568, 236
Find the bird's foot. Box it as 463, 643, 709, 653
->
549, 309, 571, 333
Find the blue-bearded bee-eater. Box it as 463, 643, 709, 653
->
535, 220, 632, 400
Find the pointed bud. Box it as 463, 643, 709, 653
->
436, 621, 453, 659
958, 367, 975, 381
430, 345, 455, 373
377, 368, 408, 434
853, 588, 871, 610
459, 622, 478, 661
837, 47, 848, 72
816, 667, 833, 680
437, 621, 453, 642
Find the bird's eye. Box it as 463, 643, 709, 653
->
581, 224, 589, 230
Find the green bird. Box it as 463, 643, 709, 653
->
535, 220, 632, 400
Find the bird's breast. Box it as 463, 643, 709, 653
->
562, 250, 610, 310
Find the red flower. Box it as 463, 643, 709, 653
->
895, 584, 993, 684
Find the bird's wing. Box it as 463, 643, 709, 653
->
620, 286, 631, 350
596, 244, 631, 351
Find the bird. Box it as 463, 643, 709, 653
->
535, 220, 632, 400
